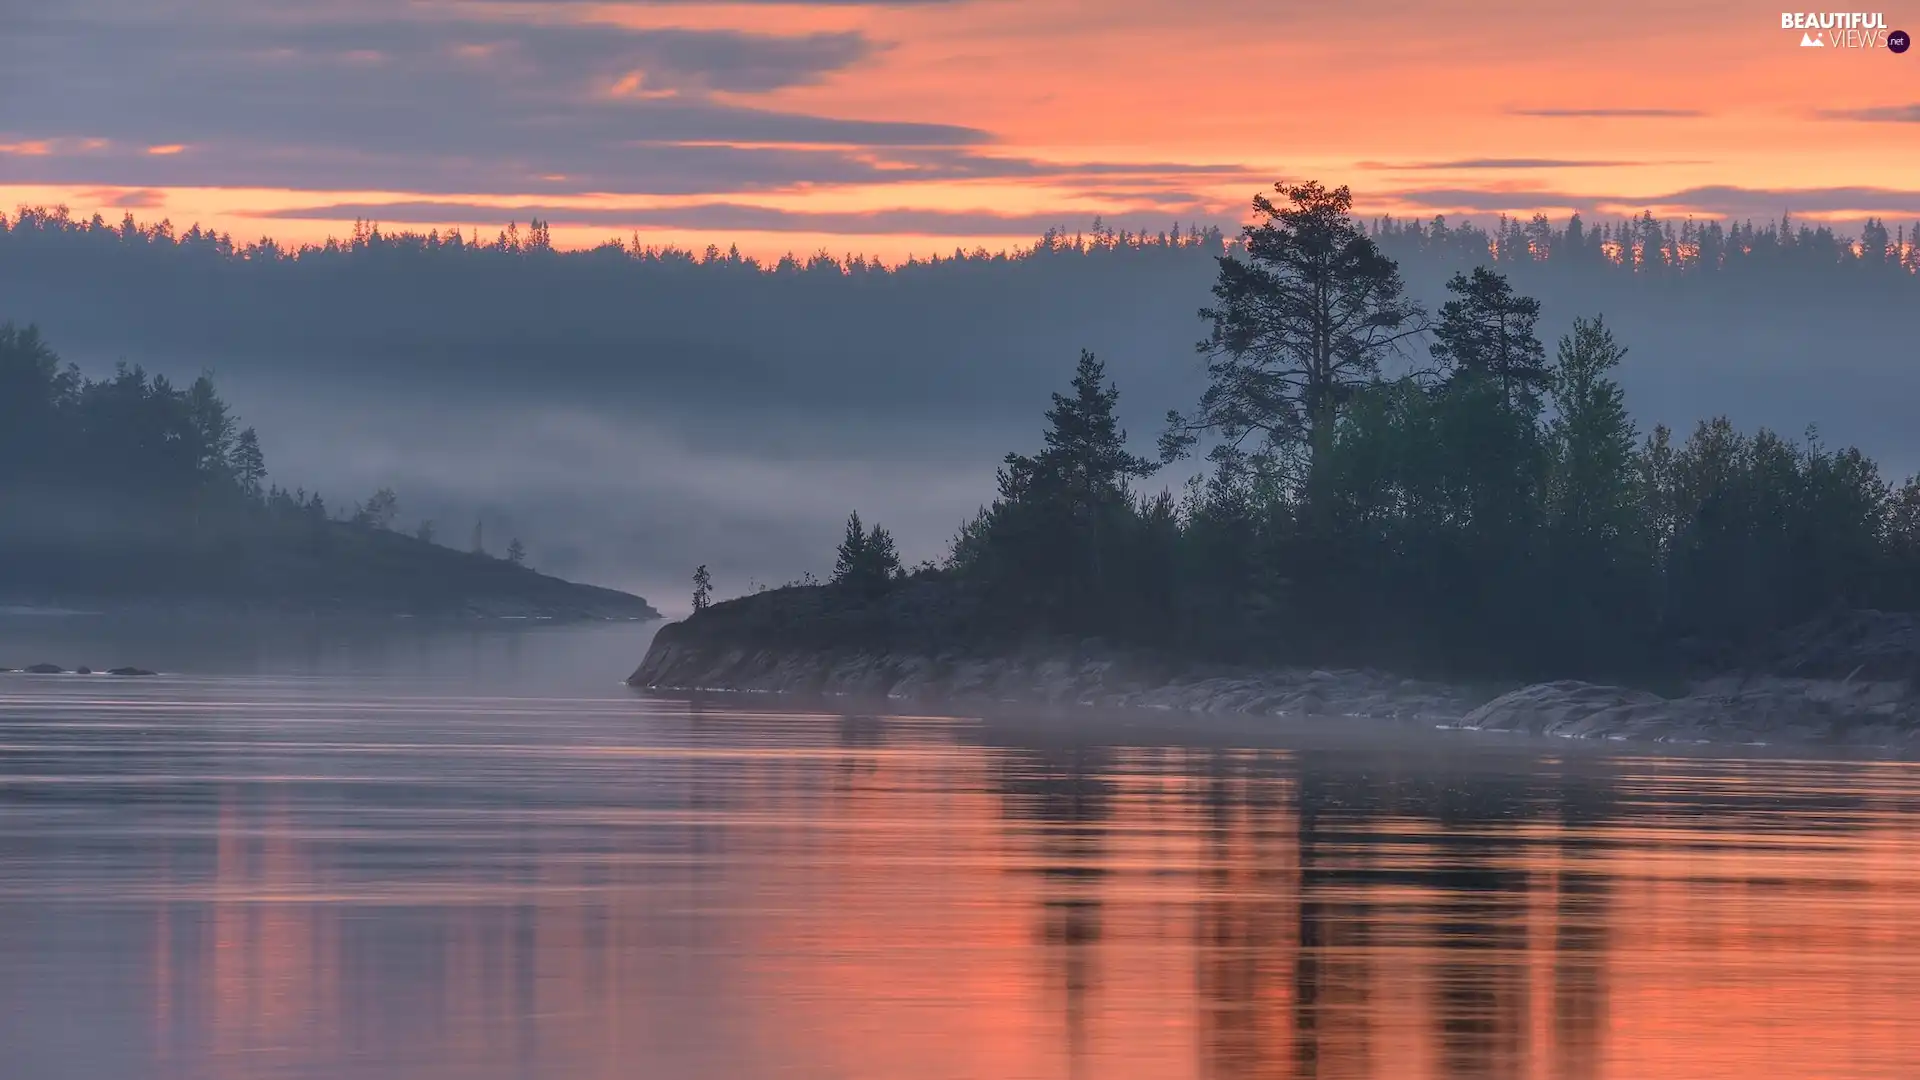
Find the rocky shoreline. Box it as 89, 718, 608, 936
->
630, 600, 1920, 751
1, 664, 157, 676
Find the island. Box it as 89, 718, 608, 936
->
0, 323, 657, 621
631, 181, 1920, 748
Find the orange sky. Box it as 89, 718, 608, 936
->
5, 0, 1919, 261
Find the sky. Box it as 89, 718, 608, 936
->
5, 0, 1920, 261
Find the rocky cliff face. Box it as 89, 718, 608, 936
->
631, 591, 1920, 750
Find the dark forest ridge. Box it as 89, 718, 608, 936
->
0, 325, 657, 620
5, 202, 1919, 275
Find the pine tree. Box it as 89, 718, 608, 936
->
832, 511, 901, 594
992, 350, 1157, 624
1545, 316, 1651, 660
230, 427, 266, 499
506, 538, 526, 565
1549, 316, 1639, 546
1170, 181, 1425, 488
186, 375, 236, 482
691, 565, 712, 611
832, 511, 868, 583
1431, 267, 1548, 407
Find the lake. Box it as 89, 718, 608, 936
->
2, 616, 1918, 1079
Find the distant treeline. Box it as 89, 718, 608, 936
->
824, 182, 1920, 679
0, 325, 575, 609
4, 202, 1918, 277
0, 320, 392, 534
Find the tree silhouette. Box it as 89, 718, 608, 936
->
1430, 267, 1549, 405
356, 487, 400, 530
231, 428, 266, 498
506, 537, 526, 565
1169, 181, 1426, 490
975, 351, 1158, 628
692, 564, 712, 611
832, 511, 901, 595
1004, 350, 1158, 508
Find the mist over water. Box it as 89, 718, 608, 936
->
3, 620, 1920, 1080
3, 224, 1914, 607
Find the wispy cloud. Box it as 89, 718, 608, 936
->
1507, 107, 1706, 118
73, 186, 167, 208
1816, 104, 1920, 123
1, 3, 985, 195
1360, 158, 1679, 170
1387, 184, 1920, 219
253, 199, 1231, 237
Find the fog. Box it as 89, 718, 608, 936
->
3, 215, 1914, 613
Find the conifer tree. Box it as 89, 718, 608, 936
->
691, 565, 712, 611
1430, 267, 1549, 406
1169, 181, 1425, 487
231, 428, 266, 499
832, 511, 901, 594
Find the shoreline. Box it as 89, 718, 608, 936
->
629, 607, 1920, 753
0, 599, 661, 623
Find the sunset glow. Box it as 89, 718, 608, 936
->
7, 0, 1920, 261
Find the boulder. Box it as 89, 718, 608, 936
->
1755, 609, 1920, 683
106, 667, 157, 677
1460, 681, 1674, 738
24, 663, 64, 674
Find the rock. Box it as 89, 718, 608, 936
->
107, 667, 157, 677
631, 623, 1485, 730
1461, 681, 1674, 739
627, 589, 1920, 750
74, 666, 92, 675
1752, 608, 1920, 683
24, 663, 64, 674
1458, 672, 1920, 746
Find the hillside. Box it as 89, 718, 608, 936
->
0, 520, 657, 619
0, 323, 657, 620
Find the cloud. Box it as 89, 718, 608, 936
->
252, 199, 1232, 237
1387, 184, 1920, 219
1360, 158, 1676, 170
0, 141, 1261, 203
1816, 104, 1920, 123
1, 1, 991, 195
1507, 107, 1706, 118
73, 187, 168, 208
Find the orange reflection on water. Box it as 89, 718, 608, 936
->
119, 726, 1920, 1080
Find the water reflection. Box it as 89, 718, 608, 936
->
4, 650, 1920, 1079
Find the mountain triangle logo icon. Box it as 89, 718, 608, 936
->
1800, 30, 1825, 45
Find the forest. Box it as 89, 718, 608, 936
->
3, 186, 1917, 642
4, 199, 1917, 276
0, 324, 652, 616
814, 183, 1920, 679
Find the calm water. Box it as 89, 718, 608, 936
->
3, 617, 1920, 1080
